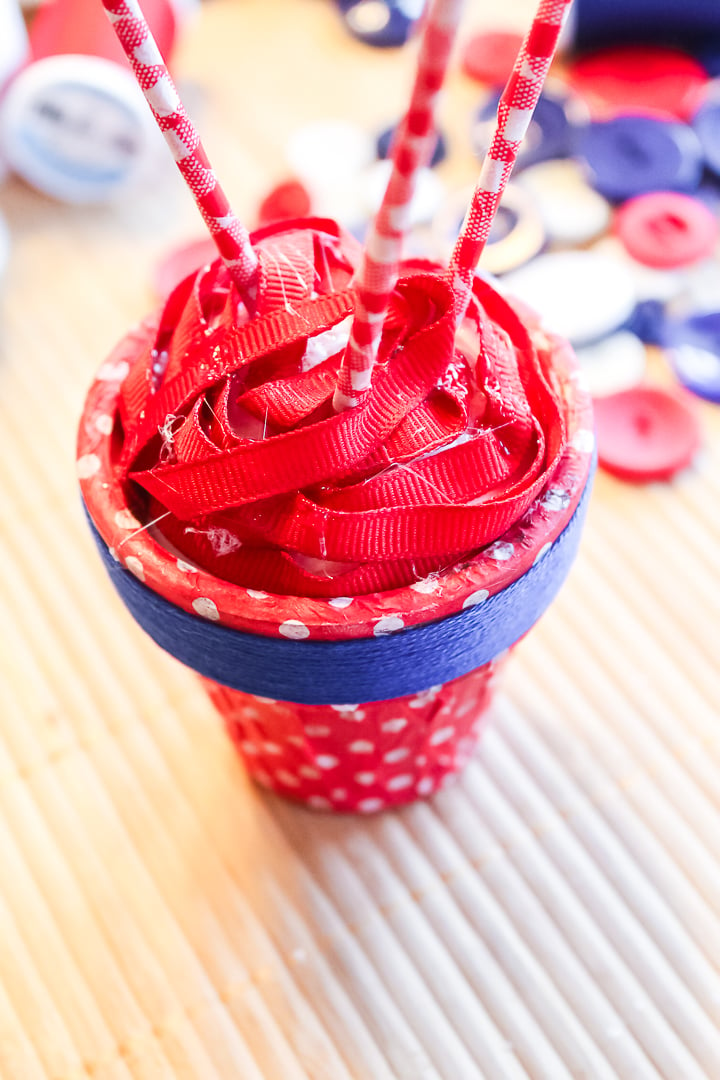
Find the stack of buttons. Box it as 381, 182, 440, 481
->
456, 33, 720, 483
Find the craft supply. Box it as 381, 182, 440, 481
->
0, 0, 28, 94
501, 250, 637, 346
614, 191, 719, 269
577, 116, 704, 203
592, 234, 686, 303
450, 0, 574, 309
432, 182, 545, 275
626, 299, 667, 345
78, 246, 594, 807
257, 178, 313, 225
335, 0, 463, 409
376, 121, 447, 167
336, 0, 424, 47
574, 331, 647, 397
0, 0, 177, 202
79, 0, 593, 812
472, 83, 586, 171
565, 45, 708, 121
663, 311, 720, 403
460, 30, 525, 86
695, 174, 720, 212
564, 0, 720, 54
593, 385, 701, 482
698, 45, 720, 77
691, 82, 720, 176
100, 0, 258, 303
672, 255, 720, 315
517, 159, 611, 245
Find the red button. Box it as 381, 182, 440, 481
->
614, 191, 719, 269
153, 236, 217, 300
593, 385, 701, 483
566, 46, 708, 121
461, 30, 525, 86
257, 179, 312, 226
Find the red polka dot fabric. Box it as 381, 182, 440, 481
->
207, 659, 503, 813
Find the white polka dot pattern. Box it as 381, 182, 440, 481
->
77, 454, 101, 479
203, 659, 499, 812
192, 597, 220, 621
278, 620, 310, 640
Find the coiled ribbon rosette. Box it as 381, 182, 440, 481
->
112, 220, 567, 601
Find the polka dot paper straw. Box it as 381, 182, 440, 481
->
333, 0, 465, 412
100, 0, 259, 305
450, 0, 572, 317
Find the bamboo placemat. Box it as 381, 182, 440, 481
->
1, 2, 719, 1077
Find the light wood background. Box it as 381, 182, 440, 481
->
0, 1, 719, 1077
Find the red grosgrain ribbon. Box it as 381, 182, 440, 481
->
113, 220, 567, 598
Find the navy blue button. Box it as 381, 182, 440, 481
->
568, 0, 720, 54
577, 116, 704, 203
376, 122, 447, 167
626, 299, 667, 346
692, 95, 720, 176
664, 311, 720, 403
696, 47, 720, 78
472, 87, 584, 170
336, 0, 422, 47
694, 173, 720, 212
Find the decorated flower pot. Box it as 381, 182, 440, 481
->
78, 216, 594, 813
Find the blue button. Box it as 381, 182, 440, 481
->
626, 299, 667, 345
376, 122, 447, 166
664, 311, 720, 403
567, 0, 720, 55
577, 116, 704, 203
336, 0, 423, 47
472, 86, 585, 170
694, 173, 720, 212
692, 94, 720, 176
696, 47, 720, 79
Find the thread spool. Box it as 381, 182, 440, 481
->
0, 0, 178, 202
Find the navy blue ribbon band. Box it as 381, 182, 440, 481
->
85, 469, 593, 705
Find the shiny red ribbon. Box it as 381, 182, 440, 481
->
116, 221, 565, 597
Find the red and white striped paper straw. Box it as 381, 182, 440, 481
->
333, 0, 465, 412
450, 0, 572, 317
101, 0, 259, 306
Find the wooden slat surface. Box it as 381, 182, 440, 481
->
0, 2, 719, 1077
